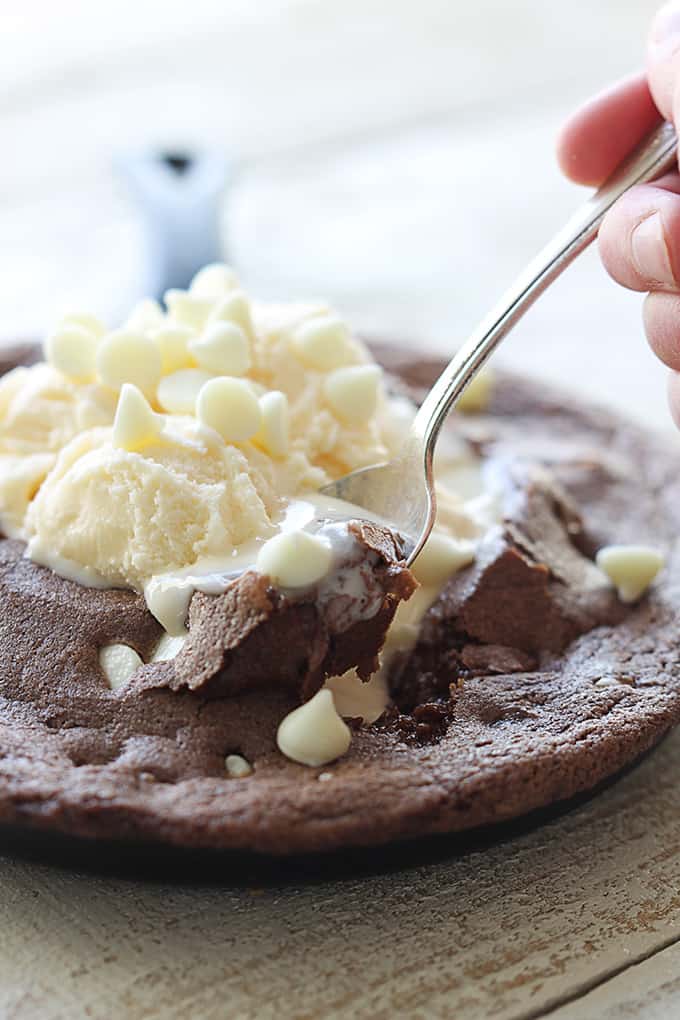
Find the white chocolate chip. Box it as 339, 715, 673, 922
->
596, 544, 665, 603
144, 578, 193, 636
190, 263, 239, 297
96, 329, 162, 395
60, 312, 107, 338
112, 384, 163, 452
189, 322, 251, 376
152, 324, 194, 374
196, 377, 261, 443
164, 289, 214, 329
411, 532, 476, 587
99, 643, 143, 690
323, 364, 382, 423
209, 291, 254, 339
44, 324, 99, 382
157, 368, 212, 414
256, 529, 333, 588
225, 753, 253, 778
291, 315, 354, 370
253, 390, 290, 458
456, 367, 495, 413
318, 771, 333, 782
325, 669, 389, 725
151, 632, 187, 662
125, 298, 165, 332
277, 689, 351, 767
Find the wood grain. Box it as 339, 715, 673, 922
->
551, 942, 680, 1020
0, 728, 679, 1018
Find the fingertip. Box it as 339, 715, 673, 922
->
557, 73, 661, 187
556, 119, 604, 186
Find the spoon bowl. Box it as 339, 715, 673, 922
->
320, 433, 434, 564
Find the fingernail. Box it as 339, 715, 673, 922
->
631, 213, 675, 286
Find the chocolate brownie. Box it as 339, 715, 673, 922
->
0, 341, 678, 854
168, 520, 416, 702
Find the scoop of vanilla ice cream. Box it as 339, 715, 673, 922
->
0, 364, 116, 537
0, 267, 414, 599
26, 419, 284, 590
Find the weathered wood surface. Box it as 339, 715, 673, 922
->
0, 729, 679, 1019
552, 941, 680, 1020
3, 1, 680, 1017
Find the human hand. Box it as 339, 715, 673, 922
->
557, 2, 680, 427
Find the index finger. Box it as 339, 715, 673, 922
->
557, 72, 661, 187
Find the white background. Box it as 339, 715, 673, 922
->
0, 0, 669, 428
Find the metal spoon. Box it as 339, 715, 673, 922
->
321, 120, 678, 563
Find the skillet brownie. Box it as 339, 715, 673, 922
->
0, 266, 673, 853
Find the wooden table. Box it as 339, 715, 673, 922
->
3, 2, 680, 1016
3, 732, 680, 1019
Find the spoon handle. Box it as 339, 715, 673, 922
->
412, 119, 678, 454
